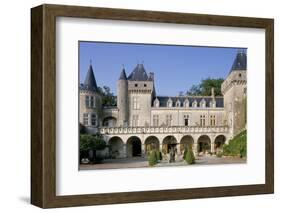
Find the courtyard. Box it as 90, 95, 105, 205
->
79, 155, 246, 170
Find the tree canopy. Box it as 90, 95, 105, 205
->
80, 134, 106, 152
98, 86, 117, 107
186, 78, 224, 96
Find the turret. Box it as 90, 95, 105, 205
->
79, 63, 102, 132
221, 51, 247, 136
127, 63, 154, 127
117, 67, 129, 126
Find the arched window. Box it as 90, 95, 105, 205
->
176, 100, 181, 107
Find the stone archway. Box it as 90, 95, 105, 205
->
180, 135, 194, 154
197, 135, 211, 154
108, 136, 124, 159
102, 116, 117, 127
162, 135, 177, 154
144, 136, 160, 154
127, 136, 142, 157
214, 135, 226, 153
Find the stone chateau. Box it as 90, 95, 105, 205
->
79, 52, 247, 159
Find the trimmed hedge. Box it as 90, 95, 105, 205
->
155, 150, 162, 161
223, 130, 247, 158
184, 148, 195, 164
148, 150, 158, 166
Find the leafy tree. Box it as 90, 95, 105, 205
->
178, 91, 185, 96
186, 78, 224, 96
98, 86, 117, 107
80, 134, 106, 163
187, 85, 201, 96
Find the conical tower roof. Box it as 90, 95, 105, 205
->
230, 51, 247, 72
127, 64, 148, 81
83, 64, 98, 91
119, 67, 127, 80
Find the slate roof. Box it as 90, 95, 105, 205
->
119, 68, 127, 80
230, 52, 247, 72
81, 64, 98, 91
127, 64, 149, 81
153, 96, 224, 108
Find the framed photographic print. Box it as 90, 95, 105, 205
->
31, 4, 274, 208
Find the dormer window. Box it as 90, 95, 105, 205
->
167, 98, 173, 107
184, 99, 189, 108
154, 98, 160, 107
135, 84, 138, 87
144, 84, 147, 87
192, 100, 197, 108
176, 100, 181, 107
200, 99, 206, 108
210, 100, 216, 108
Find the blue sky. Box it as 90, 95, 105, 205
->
79, 41, 246, 96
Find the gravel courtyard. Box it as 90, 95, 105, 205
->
79, 155, 246, 170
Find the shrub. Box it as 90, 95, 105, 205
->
155, 150, 162, 161
223, 130, 247, 158
216, 151, 223, 158
184, 149, 195, 165
148, 150, 158, 166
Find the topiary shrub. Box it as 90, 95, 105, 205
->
148, 150, 158, 166
155, 150, 162, 161
184, 148, 195, 165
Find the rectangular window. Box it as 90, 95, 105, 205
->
153, 115, 159, 126
166, 114, 172, 126
90, 96, 95, 108
200, 115, 206, 126
91, 113, 97, 126
83, 113, 88, 125
85, 96, 90, 107
210, 115, 216, 126
133, 97, 140, 110
86, 95, 95, 108
184, 115, 189, 126
132, 115, 139, 126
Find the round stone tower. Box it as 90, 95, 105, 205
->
221, 51, 247, 137
117, 67, 129, 126
79, 63, 102, 133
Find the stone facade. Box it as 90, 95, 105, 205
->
80, 52, 247, 159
